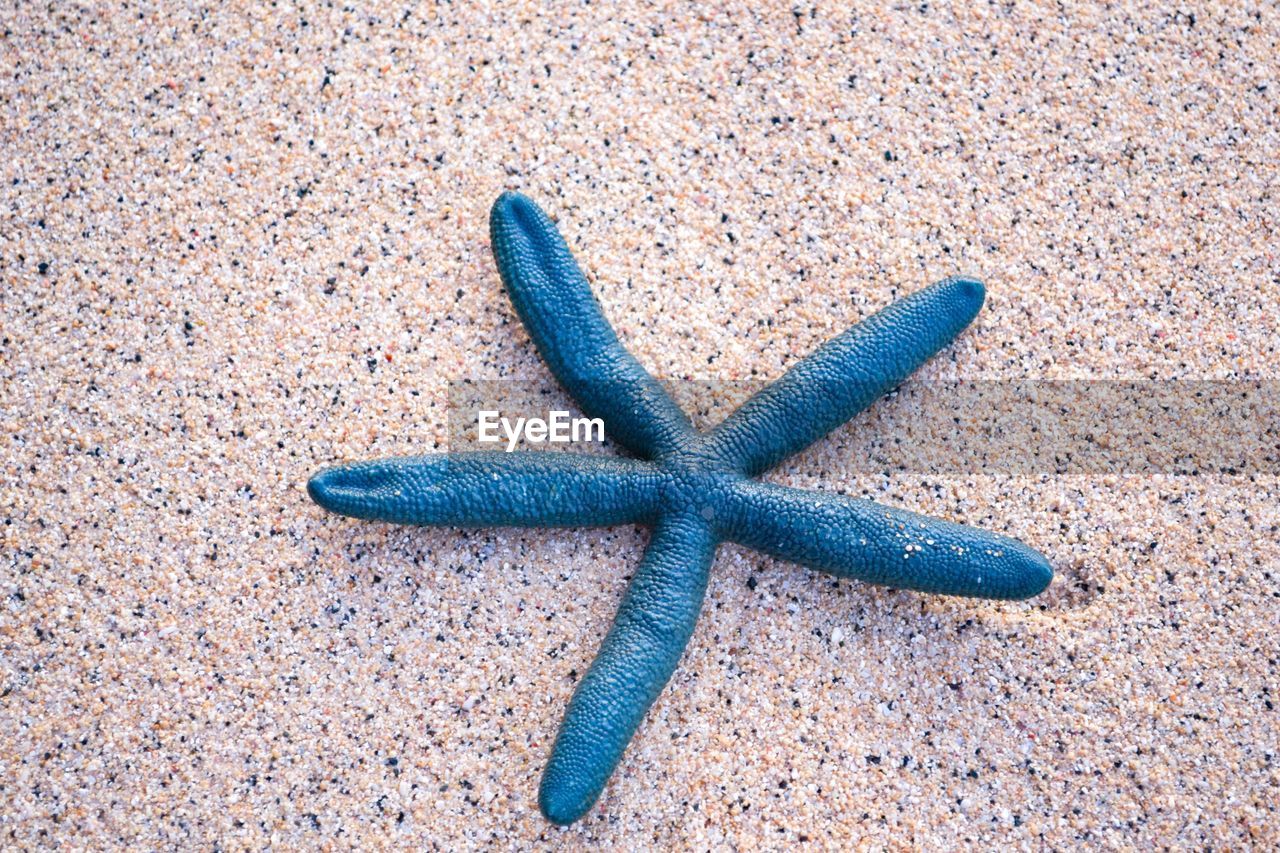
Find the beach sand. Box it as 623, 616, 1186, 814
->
1, 1, 1277, 846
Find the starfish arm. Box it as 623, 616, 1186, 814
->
489, 192, 695, 459
720, 481, 1052, 600
539, 513, 717, 825
307, 452, 664, 528
701, 276, 986, 475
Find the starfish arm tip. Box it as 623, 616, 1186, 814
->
940, 275, 985, 317
942, 273, 985, 295
1004, 544, 1054, 599
306, 463, 373, 518
538, 780, 587, 827
490, 189, 536, 230
305, 469, 327, 506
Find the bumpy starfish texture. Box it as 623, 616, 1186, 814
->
308, 192, 1053, 825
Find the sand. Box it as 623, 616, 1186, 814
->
2, 1, 1277, 847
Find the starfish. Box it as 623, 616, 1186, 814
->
308, 192, 1053, 825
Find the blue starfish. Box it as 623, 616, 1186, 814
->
308, 192, 1053, 825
